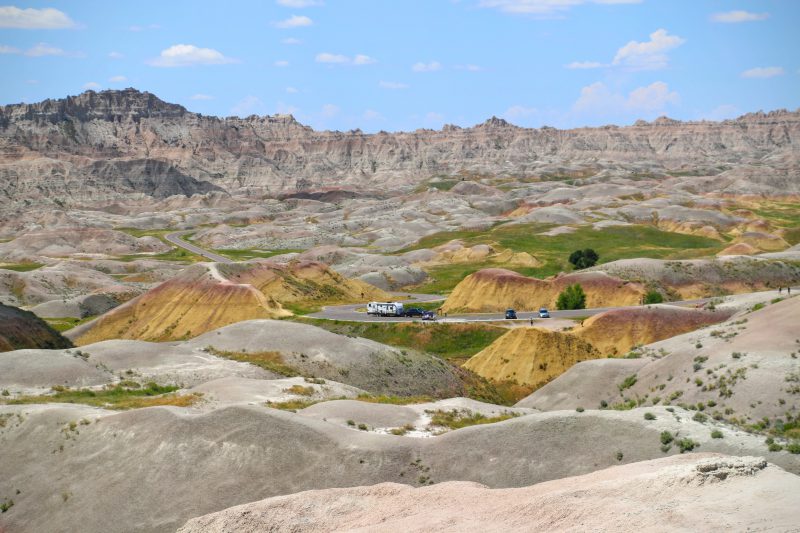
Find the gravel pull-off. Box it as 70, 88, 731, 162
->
177, 454, 799, 533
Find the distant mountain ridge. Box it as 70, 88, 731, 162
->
1, 88, 798, 207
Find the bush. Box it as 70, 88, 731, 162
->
660, 431, 674, 445
556, 283, 587, 310
576, 406, 585, 412
568, 249, 599, 270
618, 374, 637, 391
787, 442, 800, 454
711, 429, 723, 439
768, 443, 783, 452
615, 451, 624, 461
644, 412, 656, 420
643, 290, 664, 304
678, 438, 699, 453
693, 412, 708, 423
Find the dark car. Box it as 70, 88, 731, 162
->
404, 307, 425, 317
505, 309, 517, 320
538, 308, 550, 318
421, 311, 436, 321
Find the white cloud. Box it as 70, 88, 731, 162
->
316, 52, 375, 66
0, 6, 76, 29
190, 94, 213, 100
455, 64, 482, 71
231, 96, 266, 116
82, 81, 101, 90
613, 28, 685, 70
0, 44, 20, 54
285, 86, 299, 94
479, 0, 641, 16
25, 79, 38, 84
274, 15, 313, 28
316, 52, 348, 64
573, 81, 679, 116
379, 81, 409, 90
363, 109, 383, 121
108, 75, 127, 83
148, 44, 238, 67
412, 61, 442, 72
274, 60, 290, 67
282, 37, 302, 45
424, 111, 445, 124
711, 11, 768, 23
277, 0, 323, 6
25, 43, 67, 57
321, 103, 340, 118
565, 61, 604, 69
741, 66, 784, 78
108, 51, 124, 59
353, 54, 376, 65
503, 105, 538, 120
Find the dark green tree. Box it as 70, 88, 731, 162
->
556, 283, 587, 310
568, 249, 599, 270
643, 290, 664, 304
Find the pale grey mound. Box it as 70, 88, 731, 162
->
190, 377, 365, 405
177, 454, 799, 533
1, 405, 797, 533
0, 348, 111, 391
185, 320, 463, 396
299, 400, 420, 428
29, 293, 119, 319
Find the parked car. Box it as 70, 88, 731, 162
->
421, 311, 437, 321
404, 307, 425, 317
538, 308, 550, 318
505, 309, 517, 320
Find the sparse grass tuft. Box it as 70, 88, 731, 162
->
1, 382, 200, 410
427, 408, 520, 430
356, 394, 433, 405
206, 346, 300, 377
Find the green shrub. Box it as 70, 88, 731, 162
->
556, 283, 587, 310
711, 429, 723, 439
644, 412, 656, 420
678, 438, 699, 453
693, 412, 708, 423
357, 423, 368, 431
568, 249, 599, 270
660, 431, 674, 445
618, 375, 637, 391
615, 451, 624, 461
643, 290, 663, 304
768, 443, 783, 452
787, 442, 800, 454
576, 406, 585, 412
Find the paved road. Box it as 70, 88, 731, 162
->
164, 230, 234, 264
307, 294, 720, 323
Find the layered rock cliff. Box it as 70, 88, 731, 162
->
1, 88, 798, 206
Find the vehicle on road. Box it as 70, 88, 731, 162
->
538, 308, 550, 318
421, 311, 437, 321
367, 301, 405, 317
505, 309, 517, 320
403, 307, 425, 317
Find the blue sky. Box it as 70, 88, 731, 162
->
1, 0, 798, 131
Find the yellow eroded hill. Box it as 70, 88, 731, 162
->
572, 306, 728, 356
442, 268, 644, 313
74, 261, 388, 344
464, 327, 600, 389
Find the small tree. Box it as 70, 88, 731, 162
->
643, 290, 663, 304
556, 283, 586, 310
568, 249, 599, 270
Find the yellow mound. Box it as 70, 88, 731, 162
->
572, 306, 727, 356
442, 268, 644, 313
731, 232, 789, 252
717, 242, 760, 256
74, 261, 388, 345
464, 327, 600, 388
420, 241, 542, 268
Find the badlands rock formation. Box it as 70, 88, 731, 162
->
178, 454, 800, 533
70, 261, 387, 344
0, 303, 72, 352
442, 268, 645, 313
2, 89, 799, 206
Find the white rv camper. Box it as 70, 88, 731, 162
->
367, 301, 405, 317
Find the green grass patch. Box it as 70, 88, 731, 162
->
265, 398, 327, 411
356, 394, 433, 405
402, 223, 725, 294
212, 248, 304, 261
297, 318, 506, 360
0, 262, 44, 272
205, 346, 300, 376
427, 408, 520, 430
44, 316, 96, 332
116, 247, 204, 263
1, 382, 200, 410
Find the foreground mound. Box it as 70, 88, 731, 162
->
1, 404, 795, 533
178, 454, 799, 533
70, 261, 387, 344
464, 327, 600, 388
441, 268, 644, 313
0, 303, 73, 352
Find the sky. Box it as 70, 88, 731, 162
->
0, 0, 798, 132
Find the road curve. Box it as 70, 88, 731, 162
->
165, 230, 234, 264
